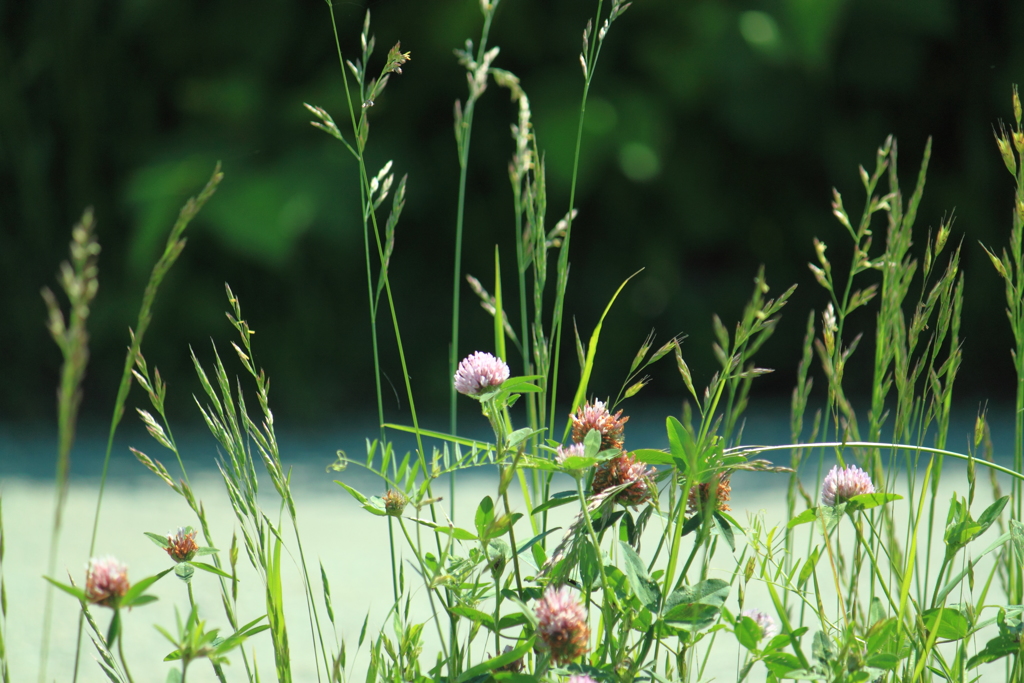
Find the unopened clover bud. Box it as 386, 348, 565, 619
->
382, 489, 407, 517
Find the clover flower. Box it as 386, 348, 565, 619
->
382, 489, 408, 516
591, 452, 654, 507
85, 556, 130, 608
571, 399, 628, 450
166, 527, 199, 563
740, 608, 779, 641
567, 675, 597, 683
555, 442, 586, 465
535, 585, 590, 664
453, 351, 510, 396
820, 464, 874, 507
686, 474, 732, 515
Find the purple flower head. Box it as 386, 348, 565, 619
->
555, 443, 586, 466
820, 464, 875, 507
535, 585, 590, 664
567, 676, 598, 683
454, 351, 510, 397
85, 556, 130, 608
571, 399, 628, 450
740, 608, 779, 641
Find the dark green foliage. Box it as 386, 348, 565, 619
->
5, 1, 1023, 420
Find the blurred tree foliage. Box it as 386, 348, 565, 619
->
1, 0, 1021, 425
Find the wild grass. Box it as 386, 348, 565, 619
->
16, 2, 1024, 682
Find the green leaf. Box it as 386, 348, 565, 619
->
506, 428, 538, 450
788, 508, 818, 529
408, 517, 477, 541
516, 529, 559, 556
475, 496, 496, 540
1012, 519, 1024, 567
189, 562, 233, 579
456, 638, 534, 682
43, 576, 88, 602
128, 595, 158, 607
335, 480, 368, 505
107, 608, 121, 646
121, 567, 173, 608
583, 427, 602, 459
632, 448, 675, 466
361, 496, 388, 516
662, 579, 729, 630
559, 455, 599, 470
619, 541, 661, 611
145, 532, 171, 549
713, 512, 735, 552
174, 563, 195, 582
866, 653, 899, 670
735, 616, 763, 651
778, 669, 827, 680
797, 546, 820, 588
977, 495, 1010, 535
847, 492, 902, 511
666, 416, 694, 465
531, 490, 577, 515
497, 612, 528, 630
812, 630, 833, 665
382, 423, 495, 450
922, 607, 970, 640
487, 513, 523, 539
449, 606, 495, 631
967, 634, 1019, 669
680, 512, 703, 537
566, 270, 642, 439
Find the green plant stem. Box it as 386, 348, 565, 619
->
574, 477, 615, 656
548, 0, 605, 431
396, 519, 451, 663
726, 441, 1024, 481
450, 5, 497, 436
116, 618, 135, 683
500, 489, 525, 598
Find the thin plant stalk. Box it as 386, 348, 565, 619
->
39, 209, 99, 683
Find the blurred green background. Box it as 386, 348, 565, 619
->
2, 0, 1021, 427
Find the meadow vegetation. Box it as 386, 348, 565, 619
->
11, 1, 1024, 682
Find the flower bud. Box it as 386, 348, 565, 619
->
382, 489, 408, 517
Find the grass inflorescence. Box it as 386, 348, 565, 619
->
21, 3, 1024, 682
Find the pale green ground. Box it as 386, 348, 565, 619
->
2, 461, 1010, 682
